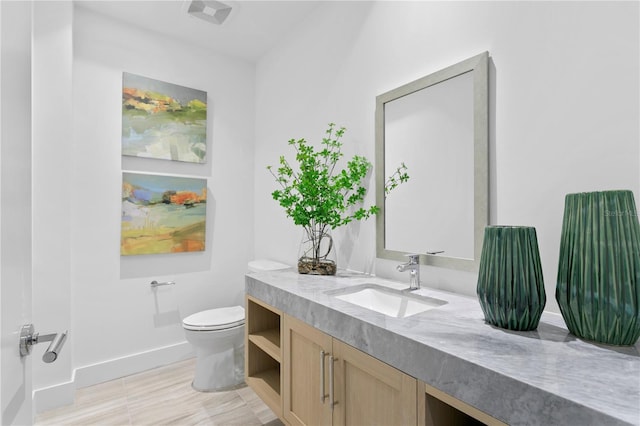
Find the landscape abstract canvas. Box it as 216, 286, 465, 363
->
122, 73, 207, 163
121, 172, 207, 255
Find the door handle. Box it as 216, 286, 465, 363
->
19, 324, 68, 363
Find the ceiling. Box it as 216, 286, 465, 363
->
75, 0, 324, 62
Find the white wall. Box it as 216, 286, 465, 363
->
33, 5, 256, 410
254, 1, 640, 310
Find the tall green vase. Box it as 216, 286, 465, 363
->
477, 226, 546, 331
556, 190, 640, 346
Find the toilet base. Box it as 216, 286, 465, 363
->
191, 340, 245, 392
191, 379, 246, 393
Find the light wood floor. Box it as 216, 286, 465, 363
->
35, 358, 283, 426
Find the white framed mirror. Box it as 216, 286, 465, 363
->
375, 52, 489, 272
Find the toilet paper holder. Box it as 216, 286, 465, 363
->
19, 324, 68, 363
150, 280, 175, 288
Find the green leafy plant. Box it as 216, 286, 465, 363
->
385, 162, 409, 195
267, 123, 409, 274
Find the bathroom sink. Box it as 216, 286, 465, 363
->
327, 284, 447, 318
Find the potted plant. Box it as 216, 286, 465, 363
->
268, 123, 408, 275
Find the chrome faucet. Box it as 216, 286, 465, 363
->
397, 254, 420, 290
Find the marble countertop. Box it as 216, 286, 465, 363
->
245, 268, 640, 426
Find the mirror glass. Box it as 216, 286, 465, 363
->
376, 52, 488, 272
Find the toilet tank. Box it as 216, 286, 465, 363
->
248, 259, 290, 272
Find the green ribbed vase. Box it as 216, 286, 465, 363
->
556, 190, 640, 346
477, 226, 546, 331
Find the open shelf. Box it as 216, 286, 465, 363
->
246, 296, 283, 418
424, 383, 506, 426
248, 329, 281, 362
247, 297, 281, 346
247, 366, 281, 403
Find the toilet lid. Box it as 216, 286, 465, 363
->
248, 259, 290, 272
183, 306, 245, 331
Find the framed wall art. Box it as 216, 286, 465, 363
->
121, 172, 207, 255
122, 73, 207, 163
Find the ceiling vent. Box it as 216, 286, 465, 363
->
187, 0, 233, 25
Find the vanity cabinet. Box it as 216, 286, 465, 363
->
283, 314, 417, 426
247, 295, 504, 426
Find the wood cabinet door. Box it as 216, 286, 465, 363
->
332, 339, 418, 426
283, 314, 333, 426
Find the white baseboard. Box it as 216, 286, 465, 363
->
74, 341, 194, 388
33, 341, 195, 414
33, 380, 76, 414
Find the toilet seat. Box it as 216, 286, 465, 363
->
183, 306, 245, 331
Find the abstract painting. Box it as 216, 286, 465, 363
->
121, 172, 207, 255
122, 73, 207, 163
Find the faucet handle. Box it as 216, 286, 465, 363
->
405, 253, 420, 264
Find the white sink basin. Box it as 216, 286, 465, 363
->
329, 284, 447, 318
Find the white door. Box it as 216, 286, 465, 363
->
1, 1, 34, 424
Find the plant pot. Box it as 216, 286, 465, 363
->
298, 229, 337, 275
556, 190, 640, 346
476, 226, 546, 331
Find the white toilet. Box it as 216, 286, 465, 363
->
182, 259, 289, 392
